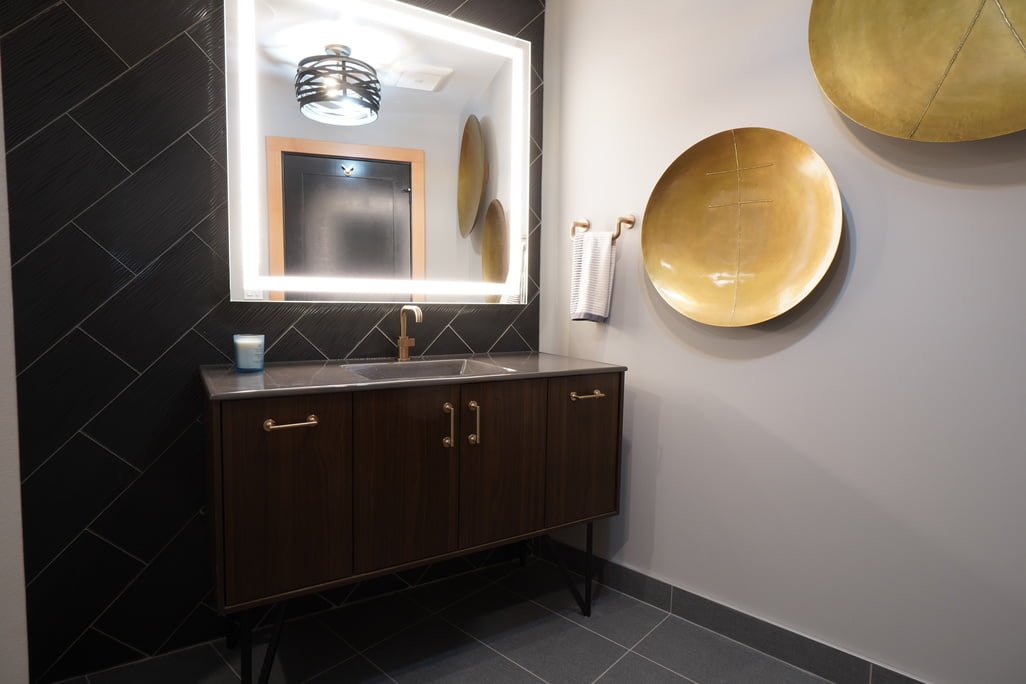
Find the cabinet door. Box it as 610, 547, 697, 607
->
222, 394, 353, 606
459, 379, 547, 548
354, 385, 459, 572
545, 373, 622, 527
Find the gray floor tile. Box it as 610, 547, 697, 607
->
501, 562, 668, 648
213, 615, 354, 683
308, 655, 393, 683
409, 563, 519, 613
89, 644, 237, 684
596, 652, 690, 682
320, 592, 431, 652
365, 616, 540, 683
635, 616, 828, 684
671, 586, 869, 684
443, 585, 625, 684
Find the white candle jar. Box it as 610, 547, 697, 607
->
233, 334, 265, 373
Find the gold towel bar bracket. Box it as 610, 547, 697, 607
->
570, 215, 636, 241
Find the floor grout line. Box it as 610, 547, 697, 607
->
208, 641, 242, 680
589, 613, 673, 683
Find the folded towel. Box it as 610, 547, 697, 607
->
570, 231, 616, 322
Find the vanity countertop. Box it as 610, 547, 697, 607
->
201, 352, 627, 400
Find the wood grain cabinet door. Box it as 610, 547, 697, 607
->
459, 379, 547, 548
221, 393, 353, 606
353, 385, 460, 573
545, 373, 623, 527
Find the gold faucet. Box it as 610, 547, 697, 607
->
397, 305, 423, 361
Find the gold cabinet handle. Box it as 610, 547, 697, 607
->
468, 400, 481, 445
442, 402, 455, 448
570, 390, 606, 402
263, 415, 318, 432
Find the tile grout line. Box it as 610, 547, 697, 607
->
67, 114, 132, 173
24, 423, 199, 587
208, 641, 242, 680
36, 512, 203, 682
62, 0, 131, 68
71, 221, 138, 276
289, 325, 330, 360
152, 598, 208, 656
76, 326, 141, 375
12, 126, 221, 272
0, 0, 63, 41
77, 430, 142, 475
187, 131, 226, 171
183, 30, 225, 77
90, 625, 150, 659
6, 23, 210, 156
589, 613, 673, 683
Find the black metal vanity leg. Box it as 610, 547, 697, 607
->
518, 540, 527, 567
239, 612, 253, 684
225, 615, 239, 651
583, 523, 593, 617
258, 601, 288, 684
546, 534, 590, 617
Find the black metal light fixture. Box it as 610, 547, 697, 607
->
295, 44, 381, 126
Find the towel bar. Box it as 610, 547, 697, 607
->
570, 215, 635, 241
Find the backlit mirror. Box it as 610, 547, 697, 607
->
225, 0, 531, 302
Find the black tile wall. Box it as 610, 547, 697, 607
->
5, 116, 129, 260
0, 4, 126, 148
2, 0, 544, 680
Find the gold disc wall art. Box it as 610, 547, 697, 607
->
457, 115, 487, 236
809, 0, 1026, 142
481, 199, 509, 283
642, 128, 842, 327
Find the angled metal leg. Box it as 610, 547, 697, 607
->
258, 601, 288, 684
546, 522, 593, 617
518, 540, 528, 567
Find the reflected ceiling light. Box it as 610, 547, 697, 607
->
295, 44, 381, 125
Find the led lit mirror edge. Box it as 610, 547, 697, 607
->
224, 0, 532, 304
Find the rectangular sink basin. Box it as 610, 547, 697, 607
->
344, 358, 515, 381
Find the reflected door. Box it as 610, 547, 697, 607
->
282, 153, 412, 282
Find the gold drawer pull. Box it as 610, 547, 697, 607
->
570, 390, 606, 402
468, 400, 481, 445
263, 415, 318, 432
442, 402, 455, 448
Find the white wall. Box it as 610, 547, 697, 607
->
0, 67, 30, 683
541, 2, 1026, 683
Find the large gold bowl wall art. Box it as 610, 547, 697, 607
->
809, 0, 1026, 142
457, 115, 487, 236
641, 128, 842, 327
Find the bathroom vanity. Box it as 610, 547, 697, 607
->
201, 353, 626, 614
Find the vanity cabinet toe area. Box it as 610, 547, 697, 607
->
203, 355, 626, 613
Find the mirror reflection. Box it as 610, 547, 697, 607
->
226, 0, 531, 302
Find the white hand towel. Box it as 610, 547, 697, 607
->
570, 231, 616, 322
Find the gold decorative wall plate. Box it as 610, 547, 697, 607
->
642, 128, 842, 327
809, 0, 1026, 142
458, 115, 487, 236
481, 199, 509, 283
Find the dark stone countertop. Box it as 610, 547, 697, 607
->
201, 352, 627, 400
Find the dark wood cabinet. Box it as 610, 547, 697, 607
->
458, 379, 547, 548
206, 367, 623, 613
545, 373, 623, 527
353, 385, 459, 573
220, 393, 353, 606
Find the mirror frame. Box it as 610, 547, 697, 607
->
225, 0, 532, 301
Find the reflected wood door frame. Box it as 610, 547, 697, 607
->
265, 136, 427, 301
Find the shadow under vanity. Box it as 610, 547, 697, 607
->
202, 352, 625, 683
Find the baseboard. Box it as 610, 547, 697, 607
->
539, 539, 925, 684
